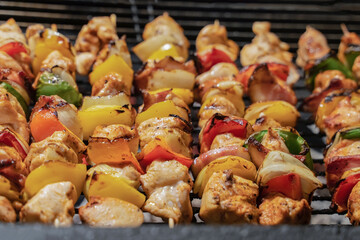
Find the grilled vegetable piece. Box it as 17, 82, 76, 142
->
79, 196, 144, 227
247, 128, 313, 169
199, 113, 252, 153
257, 151, 322, 201
20, 181, 77, 226
137, 116, 192, 159
30, 95, 83, 142
133, 12, 189, 62
134, 56, 196, 91
199, 170, 259, 224
84, 166, 145, 208
259, 193, 311, 225
0, 86, 29, 143
244, 100, 299, 128
140, 160, 193, 223
24, 160, 86, 200
296, 26, 330, 69
194, 156, 257, 197
192, 145, 251, 177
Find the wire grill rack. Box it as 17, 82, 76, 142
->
1, 0, 360, 235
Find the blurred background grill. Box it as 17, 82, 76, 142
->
1, 0, 360, 228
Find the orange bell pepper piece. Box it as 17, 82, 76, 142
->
30, 109, 66, 142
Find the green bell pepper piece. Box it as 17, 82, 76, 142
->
252, 129, 313, 170
345, 45, 360, 70
0, 81, 29, 117
340, 128, 360, 140
306, 55, 355, 90
36, 72, 82, 107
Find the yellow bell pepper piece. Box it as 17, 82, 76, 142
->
89, 55, 133, 89
24, 161, 86, 200
78, 105, 135, 140
194, 156, 256, 197
85, 173, 145, 208
244, 100, 300, 127
135, 100, 189, 126
147, 43, 180, 61
32, 29, 75, 75
148, 88, 194, 105
0, 176, 21, 202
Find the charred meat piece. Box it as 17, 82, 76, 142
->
20, 181, 77, 226
24, 130, 86, 172
79, 196, 143, 227
137, 116, 192, 158
0, 196, 16, 223
347, 181, 360, 225
259, 193, 311, 225
296, 26, 330, 68
91, 72, 130, 96
199, 170, 259, 224
140, 160, 193, 223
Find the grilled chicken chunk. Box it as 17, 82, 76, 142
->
210, 133, 245, 150
140, 160, 193, 223
142, 12, 189, 59
79, 196, 143, 227
261, 128, 289, 153
195, 62, 239, 86
137, 117, 192, 158
240, 22, 292, 67
0, 87, 29, 143
259, 194, 311, 225
252, 116, 282, 132
39, 50, 76, 76
0, 196, 16, 223
24, 130, 86, 172
338, 25, 360, 65
196, 20, 239, 61
93, 37, 132, 69
296, 26, 330, 68
0, 145, 28, 176
75, 15, 118, 74
91, 72, 130, 96
198, 95, 242, 128
20, 181, 77, 226
199, 170, 259, 224
347, 181, 360, 225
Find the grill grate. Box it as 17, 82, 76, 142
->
1, 0, 359, 227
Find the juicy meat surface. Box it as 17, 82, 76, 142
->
91, 72, 129, 96
199, 170, 259, 224
261, 128, 289, 153
296, 26, 330, 68
40, 50, 76, 76
347, 181, 360, 225
0, 87, 29, 143
210, 133, 246, 150
259, 194, 311, 225
79, 196, 143, 227
20, 181, 77, 226
0, 196, 16, 223
24, 130, 86, 172
140, 160, 193, 223
137, 117, 192, 158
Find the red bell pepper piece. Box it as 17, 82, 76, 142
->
332, 173, 360, 213
0, 42, 28, 57
0, 129, 28, 160
138, 138, 193, 171
261, 173, 303, 200
197, 48, 234, 72
236, 64, 258, 93
200, 113, 249, 153
267, 62, 289, 82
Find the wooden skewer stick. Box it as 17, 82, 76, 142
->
341, 23, 349, 35
169, 218, 175, 229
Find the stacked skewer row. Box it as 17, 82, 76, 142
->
0, 12, 359, 226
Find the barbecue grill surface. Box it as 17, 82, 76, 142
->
1, 0, 360, 238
